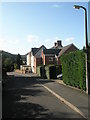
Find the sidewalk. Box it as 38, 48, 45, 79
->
50, 79, 88, 119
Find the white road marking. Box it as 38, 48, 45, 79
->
37, 79, 87, 119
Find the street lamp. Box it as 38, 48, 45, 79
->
73, 5, 89, 94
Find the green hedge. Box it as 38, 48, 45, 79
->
36, 65, 61, 79
36, 65, 42, 76
45, 65, 56, 79
60, 50, 86, 91
36, 65, 46, 78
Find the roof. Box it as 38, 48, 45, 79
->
26, 51, 31, 55
31, 45, 46, 56
34, 45, 46, 56
58, 44, 78, 57
51, 46, 63, 49
43, 49, 61, 56
31, 48, 39, 56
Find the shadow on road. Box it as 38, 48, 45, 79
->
2, 74, 54, 119
2, 74, 84, 119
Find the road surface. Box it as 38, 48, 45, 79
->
2, 72, 86, 119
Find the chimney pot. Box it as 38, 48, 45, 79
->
54, 42, 57, 47
57, 40, 62, 47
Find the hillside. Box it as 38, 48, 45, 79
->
1, 50, 26, 62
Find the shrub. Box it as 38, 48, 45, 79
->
60, 50, 86, 91
3, 58, 14, 72
45, 65, 56, 79
14, 63, 19, 70
36, 64, 62, 80
36, 65, 46, 78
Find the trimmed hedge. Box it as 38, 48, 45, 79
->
36, 65, 61, 80
60, 50, 86, 91
36, 65, 42, 76
36, 65, 46, 78
45, 65, 56, 79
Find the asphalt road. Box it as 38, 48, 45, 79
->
2, 72, 85, 119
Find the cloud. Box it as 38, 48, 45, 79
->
65, 37, 74, 42
27, 34, 39, 43
6, 39, 19, 45
52, 4, 61, 8
45, 39, 51, 42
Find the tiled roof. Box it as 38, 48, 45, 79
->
51, 46, 63, 49
43, 49, 61, 56
31, 48, 39, 55
31, 45, 46, 56
58, 44, 78, 57
34, 45, 46, 56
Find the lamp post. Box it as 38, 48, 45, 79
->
73, 5, 89, 94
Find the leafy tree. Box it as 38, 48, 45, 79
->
16, 54, 22, 69
4, 58, 14, 72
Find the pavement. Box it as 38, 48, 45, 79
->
2, 72, 89, 119
37, 78, 88, 119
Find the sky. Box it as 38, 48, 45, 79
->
0, 2, 88, 55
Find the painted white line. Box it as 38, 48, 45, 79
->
37, 79, 87, 119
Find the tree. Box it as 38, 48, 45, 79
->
16, 54, 22, 69
4, 58, 14, 72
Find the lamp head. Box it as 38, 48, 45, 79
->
73, 5, 81, 9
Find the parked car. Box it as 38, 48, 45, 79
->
57, 74, 62, 80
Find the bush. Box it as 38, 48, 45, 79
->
14, 63, 18, 70
60, 50, 86, 91
45, 65, 56, 79
36, 64, 62, 80
36, 66, 41, 76
36, 65, 46, 78
3, 58, 14, 72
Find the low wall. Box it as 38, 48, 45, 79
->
15, 69, 26, 74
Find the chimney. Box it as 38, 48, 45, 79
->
57, 40, 62, 47
54, 42, 57, 47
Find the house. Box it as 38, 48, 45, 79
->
56, 43, 78, 64
26, 40, 78, 73
42, 49, 61, 65
27, 45, 46, 73
33, 45, 46, 73
42, 41, 78, 66
27, 52, 31, 65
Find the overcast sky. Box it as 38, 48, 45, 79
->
0, 2, 88, 55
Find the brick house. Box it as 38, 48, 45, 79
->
33, 45, 46, 73
56, 43, 78, 64
26, 40, 78, 73
41, 41, 78, 66
42, 49, 61, 65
